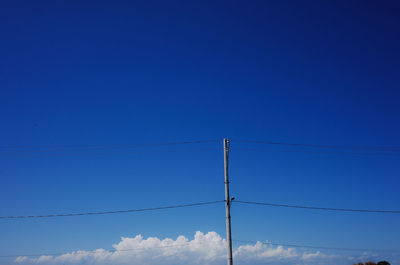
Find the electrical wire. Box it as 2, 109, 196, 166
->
0, 200, 224, 219
230, 147, 400, 157
0, 139, 220, 153
0, 148, 220, 157
232, 139, 400, 152
0, 139, 220, 149
0, 242, 199, 258
233, 200, 400, 214
232, 239, 397, 252
1, 237, 396, 258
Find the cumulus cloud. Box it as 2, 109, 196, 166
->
13, 231, 388, 265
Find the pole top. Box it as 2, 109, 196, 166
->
224, 139, 230, 151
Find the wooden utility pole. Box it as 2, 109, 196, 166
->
224, 138, 233, 265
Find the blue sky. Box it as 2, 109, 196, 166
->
1, 1, 400, 264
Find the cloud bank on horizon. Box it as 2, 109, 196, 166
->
14, 231, 390, 265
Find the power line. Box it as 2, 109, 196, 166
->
0, 139, 220, 152
0, 200, 224, 219
0, 139, 220, 149
233, 139, 400, 152
0, 148, 220, 157
0, 140, 218, 153
230, 147, 400, 157
4, 139, 399, 152
2, 239, 397, 259
0, 242, 198, 258
232, 239, 397, 253
0, 140, 221, 156
234, 200, 400, 214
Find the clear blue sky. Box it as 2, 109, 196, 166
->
1, 1, 399, 264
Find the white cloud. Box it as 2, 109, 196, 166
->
13, 231, 393, 265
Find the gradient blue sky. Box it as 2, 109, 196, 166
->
1, 1, 400, 264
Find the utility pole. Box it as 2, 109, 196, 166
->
224, 138, 233, 265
